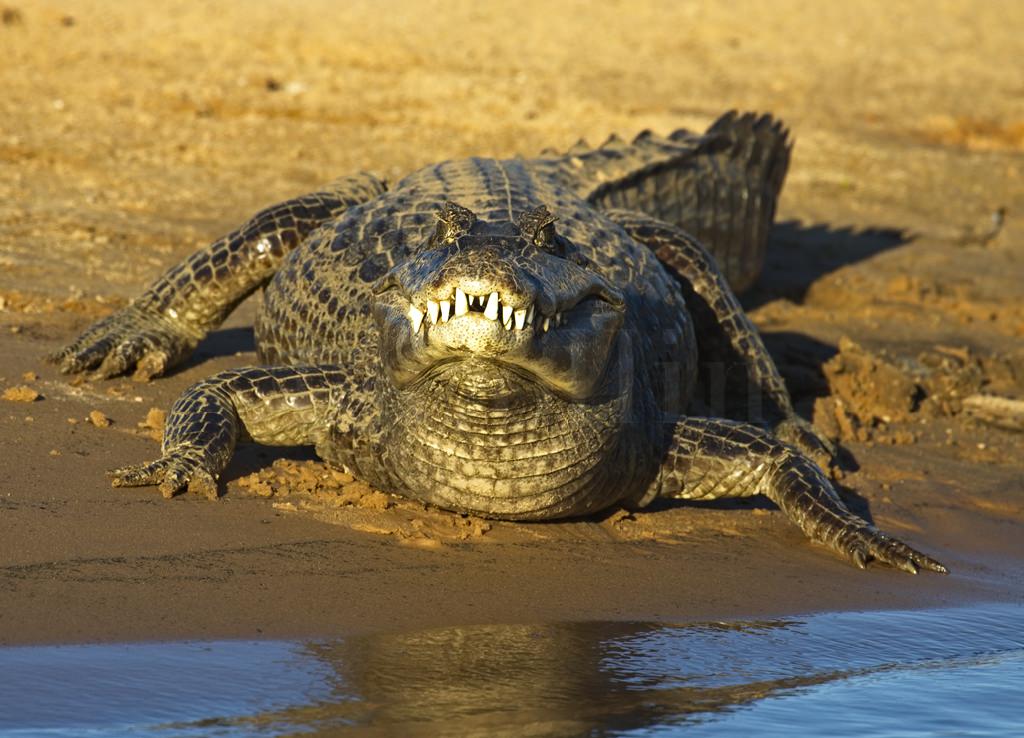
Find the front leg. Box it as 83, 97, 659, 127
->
111, 365, 360, 499
51, 173, 384, 380
652, 417, 946, 574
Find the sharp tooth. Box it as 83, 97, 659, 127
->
526, 304, 535, 326
484, 291, 499, 320
468, 294, 476, 307
426, 300, 440, 324
514, 308, 526, 330
502, 304, 513, 325
440, 300, 451, 322
454, 288, 468, 316
408, 305, 425, 335
503, 315, 513, 330
542, 317, 550, 332
555, 312, 562, 326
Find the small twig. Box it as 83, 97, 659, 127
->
963, 394, 1024, 432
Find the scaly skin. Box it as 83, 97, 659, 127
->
52, 112, 946, 574
51, 173, 385, 380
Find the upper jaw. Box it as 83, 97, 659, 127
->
407, 286, 564, 337
389, 274, 624, 338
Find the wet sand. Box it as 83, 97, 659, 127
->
1, 0, 1022, 645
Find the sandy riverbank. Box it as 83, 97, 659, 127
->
1, 0, 1022, 645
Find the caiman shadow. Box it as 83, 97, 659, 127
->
743, 220, 912, 310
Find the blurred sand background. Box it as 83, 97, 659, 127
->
1, 0, 1022, 644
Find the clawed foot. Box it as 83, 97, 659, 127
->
48, 304, 195, 381
109, 448, 219, 500
839, 525, 947, 575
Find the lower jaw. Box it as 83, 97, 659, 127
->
379, 359, 633, 518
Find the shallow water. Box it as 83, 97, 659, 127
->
1, 603, 1021, 737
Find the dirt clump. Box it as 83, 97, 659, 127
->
2, 385, 40, 402
236, 459, 493, 546
814, 337, 920, 443
824, 337, 920, 423
87, 409, 111, 427
136, 407, 166, 441
814, 338, 1023, 444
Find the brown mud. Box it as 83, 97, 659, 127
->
1, 0, 1022, 645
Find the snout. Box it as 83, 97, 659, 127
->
372, 235, 626, 398
425, 246, 534, 311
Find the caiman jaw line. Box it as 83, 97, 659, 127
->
407, 286, 566, 335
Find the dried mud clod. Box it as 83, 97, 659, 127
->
2, 385, 40, 402
136, 407, 166, 441
815, 337, 1023, 443
236, 459, 493, 545
237, 459, 357, 499
814, 337, 921, 444
87, 409, 111, 427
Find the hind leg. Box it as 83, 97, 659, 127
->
651, 417, 945, 574
607, 209, 833, 467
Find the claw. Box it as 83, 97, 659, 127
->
92, 359, 128, 381
158, 480, 181, 499
851, 546, 868, 570
159, 463, 193, 497
930, 561, 948, 574
50, 305, 193, 380
187, 469, 219, 501
916, 555, 949, 575
895, 557, 919, 575
63, 342, 112, 375
134, 351, 170, 382
94, 337, 145, 379
842, 526, 945, 575
109, 460, 164, 487
108, 449, 217, 501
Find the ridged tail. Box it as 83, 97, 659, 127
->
541, 111, 791, 293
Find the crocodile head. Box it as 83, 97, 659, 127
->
374, 202, 625, 398
371, 202, 634, 518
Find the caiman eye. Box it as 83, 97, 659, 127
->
428, 201, 477, 249
544, 235, 574, 259
518, 205, 562, 254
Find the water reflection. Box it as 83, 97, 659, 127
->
1, 604, 1022, 737
256, 622, 825, 737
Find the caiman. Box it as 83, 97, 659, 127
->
51, 111, 946, 573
